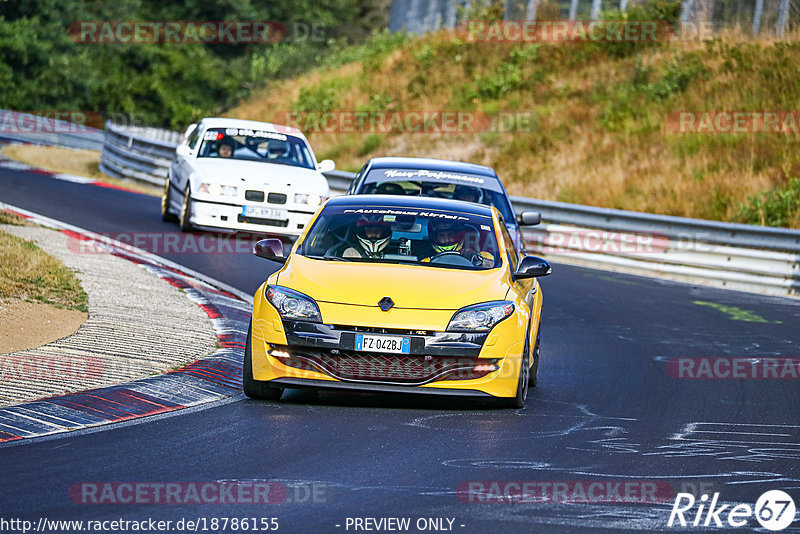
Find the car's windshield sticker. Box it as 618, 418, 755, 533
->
381, 169, 485, 184
343, 208, 472, 221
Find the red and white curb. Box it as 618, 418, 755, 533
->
0, 203, 253, 443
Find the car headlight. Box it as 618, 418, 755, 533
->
199, 183, 238, 197
266, 285, 322, 322
294, 193, 321, 206
447, 301, 514, 332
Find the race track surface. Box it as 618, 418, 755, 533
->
1, 167, 799, 533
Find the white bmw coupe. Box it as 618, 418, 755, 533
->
162, 118, 334, 239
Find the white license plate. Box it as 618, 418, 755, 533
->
355, 333, 411, 354
242, 206, 287, 220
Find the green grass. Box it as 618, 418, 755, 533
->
0, 231, 88, 312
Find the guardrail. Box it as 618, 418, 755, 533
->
99, 121, 182, 186
100, 123, 799, 298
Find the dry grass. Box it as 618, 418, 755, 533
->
0, 230, 88, 312
228, 28, 800, 227
2, 145, 161, 197
0, 211, 32, 226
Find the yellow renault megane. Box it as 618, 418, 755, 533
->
243, 195, 550, 407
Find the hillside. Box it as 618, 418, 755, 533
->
231, 27, 800, 228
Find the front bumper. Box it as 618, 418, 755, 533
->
190, 198, 316, 237
250, 298, 527, 399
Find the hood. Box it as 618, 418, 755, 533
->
193, 158, 328, 193
277, 254, 509, 311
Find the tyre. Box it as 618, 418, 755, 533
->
528, 328, 540, 388
161, 179, 177, 222
502, 342, 529, 408
242, 322, 283, 401
179, 187, 194, 232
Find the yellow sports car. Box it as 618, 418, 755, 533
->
243, 195, 550, 407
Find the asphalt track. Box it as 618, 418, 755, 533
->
1, 166, 799, 533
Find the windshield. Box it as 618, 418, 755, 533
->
197, 127, 315, 170
299, 205, 502, 270
361, 168, 515, 222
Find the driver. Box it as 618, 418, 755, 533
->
453, 185, 482, 203
217, 137, 235, 158
267, 140, 289, 160
343, 215, 392, 258
422, 219, 494, 266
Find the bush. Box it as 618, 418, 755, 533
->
737, 177, 800, 227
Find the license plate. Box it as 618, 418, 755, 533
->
242, 206, 287, 220
355, 333, 410, 354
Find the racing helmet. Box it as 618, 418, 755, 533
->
453, 185, 482, 203
429, 219, 465, 253
356, 215, 392, 256
267, 140, 289, 158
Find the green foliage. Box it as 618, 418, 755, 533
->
293, 87, 338, 113
472, 44, 538, 100
0, 0, 391, 128
599, 52, 708, 131
357, 133, 382, 156
413, 44, 435, 66
737, 177, 800, 227
357, 92, 393, 112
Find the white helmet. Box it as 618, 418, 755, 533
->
356, 216, 391, 257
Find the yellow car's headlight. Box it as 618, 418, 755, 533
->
266, 285, 321, 322
448, 301, 514, 332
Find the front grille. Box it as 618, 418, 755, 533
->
237, 215, 289, 227
245, 190, 265, 202
272, 347, 496, 385
268, 192, 287, 204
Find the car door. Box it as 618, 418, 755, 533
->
173, 125, 202, 195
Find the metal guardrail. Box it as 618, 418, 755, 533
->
100, 123, 799, 298
99, 121, 182, 186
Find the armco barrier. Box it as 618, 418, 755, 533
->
99, 121, 182, 186
99, 122, 800, 298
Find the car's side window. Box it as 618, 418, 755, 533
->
348, 165, 367, 194
498, 218, 519, 272
187, 127, 202, 151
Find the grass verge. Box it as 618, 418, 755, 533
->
2, 144, 161, 197
0, 230, 88, 312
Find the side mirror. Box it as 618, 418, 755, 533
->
253, 238, 286, 263
514, 256, 551, 279
317, 159, 335, 173
518, 211, 541, 226
175, 144, 192, 158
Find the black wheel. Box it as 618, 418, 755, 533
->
161, 179, 177, 222
502, 342, 529, 408
179, 187, 194, 232
242, 322, 283, 401
529, 327, 540, 388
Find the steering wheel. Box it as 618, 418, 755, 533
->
429, 251, 473, 266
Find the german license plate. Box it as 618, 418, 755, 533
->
242, 206, 287, 220
355, 333, 410, 354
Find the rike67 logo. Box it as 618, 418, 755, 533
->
669, 490, 796, 531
